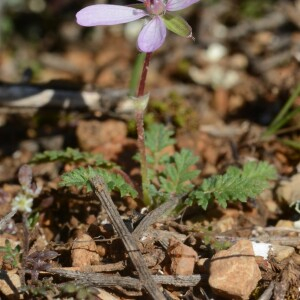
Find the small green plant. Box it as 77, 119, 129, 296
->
142, 124, 276, 208
203, 234, 232, 251
21, 277, 94, 299
31, 147, 115, 168
61, 283, 99, 300
22, 279, 100, 300
0, 239, 21, 268
31, 148, 137, 198
263, 84, 300, 150
57, 123, 276, 210
20, 278, 59, 298
60, 166, 138, 198
144, 123, 175, 175
27, 212, 40, 230
188, 161, 276, 209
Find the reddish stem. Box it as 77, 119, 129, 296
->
138, 52, 152, 97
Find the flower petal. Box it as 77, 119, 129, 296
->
166, 0, 200, 12
76, 5, 147, 26
137, 16, 167, 52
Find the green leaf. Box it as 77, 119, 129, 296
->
28, 212, 40, 230
263, 84, 300, 137
59, 167, 137, 198
189, 161, 276, 209
101, 171, 138, 198
279, 138, 300, 150
4, 254, 11, 261
30, 147, 114, 168
162, 13, 192, 38
188, 191, 210, 210
144, 124, 199, 203
159, 149, 200, 194
145, 123, 175, 155
144, 123, 175, 183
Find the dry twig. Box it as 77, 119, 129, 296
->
133, 194, 181, 239
258, 281, 275, 300
90, 175, 166, 300
49, 268, 202, 289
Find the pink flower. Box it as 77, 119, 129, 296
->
76, 0, 200, 53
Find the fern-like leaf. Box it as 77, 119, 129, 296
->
135, 123, 176, 182
31, 147, 114, 168
59, 166, 96, 192
145, 123, 175, 155
145, 124, 175, 172
159, 149, 200, 194
59, 167, 137, 198
189, 161, 276, 209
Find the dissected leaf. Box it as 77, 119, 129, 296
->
145, 123, 175, 158
60, 167, 137, 198
159, 149, 200, 194
31, 147, 114, 168
189, 161, 277, 209
144, 124, 199, 202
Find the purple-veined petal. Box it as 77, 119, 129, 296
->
137, 16, 167, 52
76, 5, 147, 26
166, 0, 200, 12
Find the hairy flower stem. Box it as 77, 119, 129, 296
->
136, 52, 152, 205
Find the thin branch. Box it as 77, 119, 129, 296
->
50, 251, 164, 273
258, 281, 275, 300
90, 175, 166, 300
50, 269, 141, 290
133, 194, 182, 239
48, 268, 203, 289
